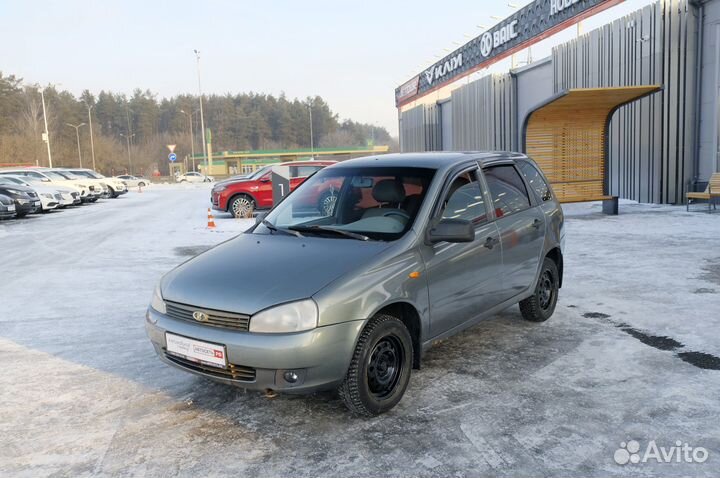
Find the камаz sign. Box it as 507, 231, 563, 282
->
395, 0, 622, 106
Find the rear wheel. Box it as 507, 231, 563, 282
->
338, 314, 413, 416
519, 257, 559, 322
230, 195, 255, 218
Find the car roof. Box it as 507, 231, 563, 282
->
331, 152, 527, 172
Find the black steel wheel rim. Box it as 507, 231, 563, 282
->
538, 270, 555, 310
367, 335, 404, 399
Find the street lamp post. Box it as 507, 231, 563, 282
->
85, 103, 97, 171
119, 133, 135, 174
40, 89, 53, 168
66, 123, 86, 167
308, 101, 314, 159
193, 50, 209, 174
180, 109, 196, 171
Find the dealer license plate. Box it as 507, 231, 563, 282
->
165, 333, 227, 369
8, 205, 14, 212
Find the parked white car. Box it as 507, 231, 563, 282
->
0, 169, 90, 202
66, 168, 128, 198
116, 175, 150, 188
50, 169, 105, 200
177, 172, 214, 183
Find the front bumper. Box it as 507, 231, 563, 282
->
145, 307, 363, 393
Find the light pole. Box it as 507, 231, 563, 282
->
66, 123, 86, 167
84, 102, 97, 171
308, 101, 314, 159
119, 133, 135, 174
40, 89, 53, 167
193, 50, 208, 174
180, 109, 196, 171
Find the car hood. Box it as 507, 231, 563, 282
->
0, 184, 34, 196
214, 177, 251, 188
161, 232, 392, 315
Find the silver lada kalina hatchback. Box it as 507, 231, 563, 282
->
146, 152, 565, 416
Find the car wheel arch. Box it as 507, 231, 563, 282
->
545, 247, 563, 288
227, 192, 256, 210
363, 301, 423, 370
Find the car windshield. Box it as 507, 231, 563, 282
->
57, 171, 81, 180
74, 170, 104, 179
259, 166, 435, 241
248, 166, 271, 179
43, 171, 70, 180
0, 176, 24, 185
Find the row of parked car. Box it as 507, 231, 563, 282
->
0, 167, 148, 220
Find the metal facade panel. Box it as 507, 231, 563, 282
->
552, 0, 696, 203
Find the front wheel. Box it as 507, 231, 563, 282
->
519, 257, 559, 322
230, 195, 255, 218
338, 314, 413, 416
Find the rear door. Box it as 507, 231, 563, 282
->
421, 166, 503, 337
482, 163, 545, 300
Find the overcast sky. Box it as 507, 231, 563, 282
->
1, 0, 653, 137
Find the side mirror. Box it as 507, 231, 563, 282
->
255, 212, 267, 225
427, 218, 475, 244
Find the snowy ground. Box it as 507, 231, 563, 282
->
1, 185, 719, 477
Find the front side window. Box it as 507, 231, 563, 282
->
440, 170, 488, 223
261, 166, 435, 241
484, 165, 531, 217
517, 161, 552, 202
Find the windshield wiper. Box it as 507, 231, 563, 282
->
289, 225, 369, 241
262, 219, 304, 238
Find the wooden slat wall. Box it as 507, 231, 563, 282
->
553, 0, 697, 204
525, 87, 661, 203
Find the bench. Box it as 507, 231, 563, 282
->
686, 173, 720, 213
559, 195, 619, 215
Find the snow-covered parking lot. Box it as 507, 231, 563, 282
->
1, 184, 719, 477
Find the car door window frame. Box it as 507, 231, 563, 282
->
430, 164, 490, 226
480, 162, 535, 220
516, 160, 553, 205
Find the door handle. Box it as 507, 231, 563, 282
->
532, 219, 542, 229
483, 236, 498, 249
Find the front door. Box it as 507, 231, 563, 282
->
483, 164, 545, 300
421, 167, 504, 337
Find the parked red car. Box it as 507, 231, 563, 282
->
211, 161, 337, 217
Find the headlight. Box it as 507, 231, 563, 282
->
249, 299, 318, 333
42, 193, 54, 199
214, 185, 227, 192
150, 285, 167, 314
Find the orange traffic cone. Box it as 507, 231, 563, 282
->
207, 208, 217, 229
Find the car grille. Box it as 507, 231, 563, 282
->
165, 301, 250, 331
164, 352, 256, 381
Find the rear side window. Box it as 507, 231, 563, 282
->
517, 161, 552, 202
484, 165, 531, 217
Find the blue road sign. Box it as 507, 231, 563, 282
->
168, 153, 177, 162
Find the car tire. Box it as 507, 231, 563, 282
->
138, 182, 146, 187
107, 187, 116, 198
230, 195, 255, 218
519, 257, 559, 322
15, 211, 28, 218
338, 314, 413, 416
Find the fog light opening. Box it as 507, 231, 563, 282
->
283, 371, 299, 383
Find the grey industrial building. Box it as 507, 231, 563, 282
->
397, 0, 718, 204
